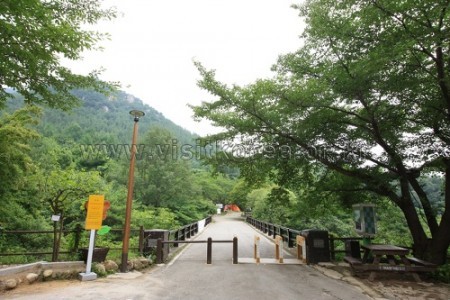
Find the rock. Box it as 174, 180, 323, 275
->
5, 278, 18, 290
139, 258, 150, 267
133, 260, 143, 270
127, 260, 134, 271
43, 269, 53, 278
95, 263, 106, 274
26, 273, 39, 284
57, 271, 73, 280
0, 280, 5, 291
104, 260, 119, 272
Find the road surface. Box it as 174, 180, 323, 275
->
5, 212, 371, 300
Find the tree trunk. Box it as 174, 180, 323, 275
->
413, 229, 449, 265
398, 193, 450, 265
424, 165, 450, 265
393, 173, 450, 265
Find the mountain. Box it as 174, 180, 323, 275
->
7, 89, 199, 146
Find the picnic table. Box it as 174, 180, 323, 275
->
344, 244, 438, 282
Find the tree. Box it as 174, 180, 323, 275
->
0, 105, 40, 196
192, 0, 450, 264
135, 127, 195, 208
34, 168, 104, 261
0, 0, 116, 110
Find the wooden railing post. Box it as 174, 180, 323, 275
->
329, 235, 335, 261
288, 229, 294, 248
233, 237, 238, 264
156, 238, 163, 264
174, 230, 179, 247
207, 237, 212, 264
138, 225, 144, 256
186, 225, 191, 239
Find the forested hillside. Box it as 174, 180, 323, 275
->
0, 89, 236, 263
7, 89, 196, 145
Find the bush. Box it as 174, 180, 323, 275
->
92, 263, 107, 277
432, 263, 450, 283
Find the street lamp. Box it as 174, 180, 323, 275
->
121, 110, 145, 272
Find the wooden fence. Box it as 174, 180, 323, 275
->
0, 216, 212, 262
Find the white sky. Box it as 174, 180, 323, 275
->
67, 0, 305, 136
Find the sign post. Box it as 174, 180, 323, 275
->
79, 195, 105, 281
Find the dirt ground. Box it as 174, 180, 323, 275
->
362, 273, 449, 300
328, 264, 450, 300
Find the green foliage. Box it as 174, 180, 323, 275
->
0, 0, 117, 110
34, 168, 104, 219
131, 206, 180, 230
432, 263, 450, 283
228, 179, 254, 210
191, 0, 450, 264
0, 105, 41, 195
92, 263, 107, 277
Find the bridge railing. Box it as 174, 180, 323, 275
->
246, 216, 369, 261
168, 216, 212, 247
246, 217, 301, 248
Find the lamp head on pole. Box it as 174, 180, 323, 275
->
129, 110, 145, 122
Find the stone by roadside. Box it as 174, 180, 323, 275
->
0, 257, 153, 294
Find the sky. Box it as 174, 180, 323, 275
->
67, 0, 305, 136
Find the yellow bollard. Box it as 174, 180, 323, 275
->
254, 235, 260, 263
297, 235, 306, 262
275, 235, 284, 263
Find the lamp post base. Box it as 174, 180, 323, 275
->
120, 253, 129, 273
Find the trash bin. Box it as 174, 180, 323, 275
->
345, 240, 361, 259
300, 229, 330, 264
143, 229, 169, 261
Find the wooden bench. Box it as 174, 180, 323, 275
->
407, 257, 438, 272
344, 256, 363, 275
345, 254, 438, 281
344, 256, 363, 266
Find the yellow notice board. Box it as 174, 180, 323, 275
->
85, 195, 105, 230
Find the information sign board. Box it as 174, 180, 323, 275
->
85, 195, 105, 230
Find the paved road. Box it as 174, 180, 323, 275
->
6, 213, 371, 300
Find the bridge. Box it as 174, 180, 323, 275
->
6, 212, 371, 300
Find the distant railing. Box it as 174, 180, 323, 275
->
246, 216, 301, 248
168, 216, 212, 248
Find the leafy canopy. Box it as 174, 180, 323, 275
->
192, 0, 450, 263
0, 0, 117, 110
